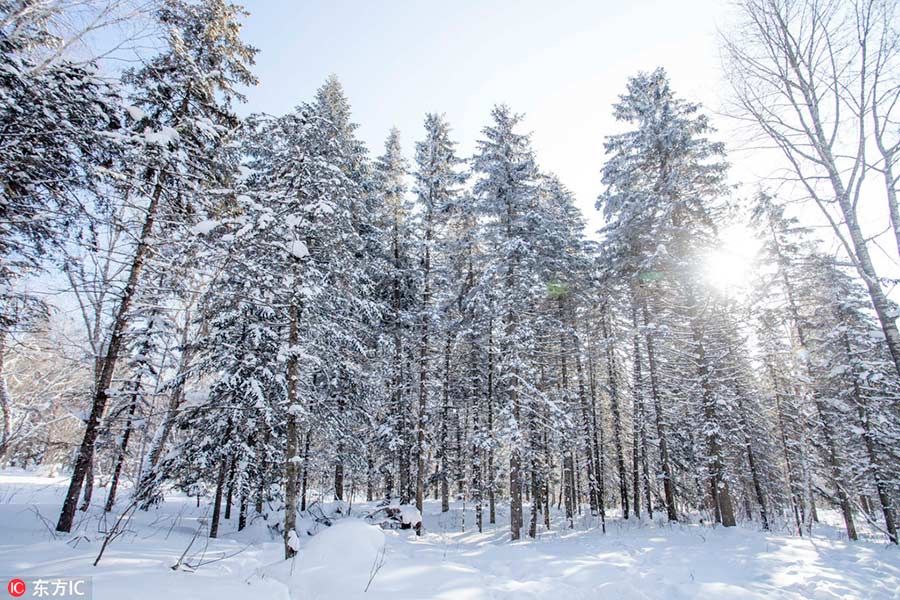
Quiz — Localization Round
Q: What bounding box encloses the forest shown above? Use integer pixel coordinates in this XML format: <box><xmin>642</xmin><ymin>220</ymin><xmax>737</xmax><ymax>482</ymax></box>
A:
<box><xmin>1</xmin><ymin>1</ymin><xmax>900</xmax><ymax>596</ymax></box>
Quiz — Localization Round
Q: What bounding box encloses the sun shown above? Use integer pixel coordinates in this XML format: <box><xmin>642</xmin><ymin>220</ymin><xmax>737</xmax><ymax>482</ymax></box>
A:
<box><xmin>702</xmin><ymin>224</ymin><xmax>760</xmax><ymax>293</ymax></box>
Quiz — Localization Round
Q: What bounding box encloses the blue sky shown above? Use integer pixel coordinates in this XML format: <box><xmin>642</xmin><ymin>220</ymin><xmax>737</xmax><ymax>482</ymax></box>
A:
<box><xmin>236</xmin><ymin>0</ymin><xmax>732</xmax><ymax>234</ymax></box>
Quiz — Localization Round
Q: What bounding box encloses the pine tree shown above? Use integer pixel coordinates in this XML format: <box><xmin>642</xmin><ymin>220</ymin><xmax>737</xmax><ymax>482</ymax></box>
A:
<box><xmin>597</xmin><ymin>68</ymin><xmax>729</xmax><ymax>523</ymax></box>
<box><xmin>412</xmin><ymin>113</ymin><xmax>466</xmax><ymax>517</ymax></box>
<box><xmin>372</xmin><ymin>128</ymin><xmax>415</xmax><ymax>505</ymax></box>
<box><xmin>471</xmin><ymin>105</ymin><xmax>541</xmax><ymax>540</ymax></box>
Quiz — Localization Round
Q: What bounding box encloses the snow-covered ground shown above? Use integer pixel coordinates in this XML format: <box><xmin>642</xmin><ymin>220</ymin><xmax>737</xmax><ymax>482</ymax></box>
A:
<box><xmin>1</xmin><ymin>469</ymin><xmax>898</xmax><ymax>599</ymax></box>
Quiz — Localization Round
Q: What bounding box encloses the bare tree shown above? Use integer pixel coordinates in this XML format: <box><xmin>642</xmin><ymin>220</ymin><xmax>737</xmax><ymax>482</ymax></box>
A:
<box><xmin>723</xmin><ymin>0</ymin><xmax>900</xmax><ymax>377</ymax></box>
<box><xmin>1</xmin><ymin>0</ymin><xmax>158</xmax><ymax>72</ymax></box>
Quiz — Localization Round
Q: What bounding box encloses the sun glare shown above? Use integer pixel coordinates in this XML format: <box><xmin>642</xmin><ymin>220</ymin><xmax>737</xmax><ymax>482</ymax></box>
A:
<box><xmin>702</xmin><ymin>225</ymin><xmax>760</xmax><ymax>293</ymax></box>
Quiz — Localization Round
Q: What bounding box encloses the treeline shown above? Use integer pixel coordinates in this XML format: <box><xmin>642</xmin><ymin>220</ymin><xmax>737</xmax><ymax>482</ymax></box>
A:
<box><xmin>0</xmin><ymin>0</ymin><xmax>898</xmax><ymax>560</ymax></box>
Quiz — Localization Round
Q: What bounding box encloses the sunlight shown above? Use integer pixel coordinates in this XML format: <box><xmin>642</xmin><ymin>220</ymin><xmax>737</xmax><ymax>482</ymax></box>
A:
<box><xmin>702</xmin><ymin>224</ymin><xmax>760</xmax><ymax>293</ymax></box>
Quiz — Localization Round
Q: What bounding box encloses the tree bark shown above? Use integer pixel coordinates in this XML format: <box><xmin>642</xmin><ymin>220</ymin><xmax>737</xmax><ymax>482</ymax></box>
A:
<box><xmin>224</xmin><ymin>457</ymin><xmax>236</xmax><ymax>520</ymax></box>
<box><xmin>415</xmin><ymin>208</ymin><xmax>433</xmax><ymax>517</ymax></box>
<box><xmin>487</xmin><ymin>318</ymin><xmax>496</xmax><ymax>526</ymax></box>
<box><xmin>587</xmin><ymin>352</ymin><xmax>606</xmax><ymax>532</ymax></box>
<box><xmin>79</xmin><ymin>456</ymin><xmax>94</xmax><ymax>512</ymax></box>
<box><xmin>210</xmin><ymin>457</ymin><xmax>227</xmax><ymax>539</ymax></box>
<box><xmin>570</xmin><ymin>319</ymin><xmax>599</xmax><ymax>517</ymax></box>
<box><xmin>284</xmin><ymin>301</ymin><xmax>301</xmax><ymax>559</ymax></box>
<box><xmin>738</xmin><ymin>396</ymin><xmax>769</xmax><ymax>530</ymax></box>
<box><xmin>642</xmin><ymin>298</ymin><xmax>676</xmax><ymax>521</ymax></box>
<box><xmin>691</xmin><ymin>306</ymin><xmax>735</xmax><ymax>528</ymax></box>
<box><xmin>0</xmin><ymin>332</ymin><xmax>11</xmax><ymax>461</ymax></box>
<box><xmin>104</xmin><ymin>381</ymin><xmax>140</xmax><ymax>512</ymax></box>
<box><xmin>440</xmin><ymin>333</ymin><xmax>451</xmax><ymax>513</ymax></box>
<box><xmin>601</xmin><ymin>306</ymin><xmax>629</xmax><ymax>519</ymax></box>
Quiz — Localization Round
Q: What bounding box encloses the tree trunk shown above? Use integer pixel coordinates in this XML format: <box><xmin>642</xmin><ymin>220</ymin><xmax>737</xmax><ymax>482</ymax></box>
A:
<box><xmin>396</xmin><ymin>337</ymin><xmax>410</xmax><ymax>505</ymax></box>
<box><xmin>334</xmin><ymin>450</ymin><xmax>344</xmax><ymax>501</ymax></box>
<box><xmin>210</xmin><ymin>458</ymin><xmax>227</xmax><ymax>539</ymax></box>
<box><xmin>238</xmin><ymin>492</ymin><xmax>248</xmax><ymax>532</ymax></box>
<box><xmin>813</xmin><ymin>394</ymin><xmax>857</xmax><ymax>540</ymax></box>
<box><xmin>0</xmin><ymin>332</ymin><xmax>11</xmax><ymax>461</ymax></box>
<box><xmin>571</xmin><ymin>324</ymin><xmax>599</xmax><ymax>517</ymax></box>
<box><xmin>601</xmin><ymin>306</ymin><xmax>629</xmax><ymax>519</ymax></box>
<box><xmin>528</xmin><ymin>403</ymin><xmax>541</xmax><ymax>539</ymax></box>
<box><xmin>768</xmin><ymin>361</ymin><xmax>804</xmax><ymax>536</ymax></box>
<box><xmin>300</xmin><ymin>428</ymin><xmax>311</xmax><ymax>512</ymax></box>
<box><xmin>284</xmin><ymin>301</ymin><xmax>301</xmax><ymax>559</ymax></box>
<box><xmin>224</xmin><ymin>457</ymin><xmax>236</xmax><ymax>520</ymax></box>
<box><xmin>104</xmin><ymin>382</ymin><xmax>139</xmax><ymax>512</ymax></box>
<box><xmin>56</xmin><ymin>177</ymin><xmax>164</xmax><ymax>533</ymax></box>
<box><xmin>587</xmin><ymin>354</ymin><xmax>606</xmax><ymax>532</ymax></box>
<box><xmin>487</xmin><ymin>317</ymin><xmax>496</xmax><ymax>525</ymax></box>
<box><xmin>472</xmin><ymin>407</ymin><xmax>483</xmax><ymax>533</ymax></box>
<box><xmin>440</xmin><ymin>334</ymin><xmax>451</xmax><ymax>513</ymax></box>
<box><xmin>80</xmin><ymin>456</ymin><xmax>94</xmax><ymax>512</ymax></box>
<box><xmin>469</xmin><ymin>332</ymin><xmax>483</xmax><ymax>533</ymax></box>
<box><xmin>255</xmin><ymin>427</ymin><xmax>268</xmax><ymax>514</ymax></box>
<box><xmin>366</xmin><ymin>452</ymin><xmax>375</xmax><ymax>502</ymax></box>
<box><xmin>630</xmin><ymin>301</ymin><xmax>642</xmax><ymax>519</ymax></box>
<box><xmin>509</xmin><ymin>436</ymin><xmax>523</xmax><ymax>540</ymax></box>
<box><xmin>641</xmin><ymin>297</ymin><xmax>676</xmax><ymax>521</ymax></box>
<box><xmin>738</xmin><ymin>399</ymin><xmax>769</xmax><ymax>530</ymax></box>
<box><xmin>392</xmin><ymin>215</ymin><xmax>412</xmax><ymax>506</ymax></box>
<box><xmin>415</xmin><ymin>214</ymin><xmax>432</xmax><ymax>517</ymax></box>
<box><xmin>691</xmin><ymin>307</ymin><xmax>735</xmax><ymax>528</ymax></box>
<box><xmin>141</xmin><ymin>310</ymin><xmax>194</xmax><ymax>483</ymax></box>
<box><xmin>563</xmin><ymin>451</ymin><xmax>575</xmax><ymax>529</ymax></box>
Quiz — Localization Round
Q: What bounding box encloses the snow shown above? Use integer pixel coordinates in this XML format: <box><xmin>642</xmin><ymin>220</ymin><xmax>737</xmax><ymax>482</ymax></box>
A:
<box><xmin>1</xmin><ymin>470</ymin><xmax>898</xmax><ymax>600</ymax></box>
<box><xmin>397</xmin><ymin>505</ymin><xmax>422</xmax><ymax>526</ymax></box>
<box><xmin>279</xmin><ymin>520</ymin><xmax>386</xmax><ymax>599</ymax></box>
<box><xmin>287</xmin><ymin>240</ymin><xmax>309</xmax><ymax>259</ymax></box>
<box><xmin>191</xmin><ymin>220</ymin><xmax>220</xmax><ymax>235</ymax></box>
<box><xmin>125</xmin><ymin>105</ymin><xmax>146</xmax><ymax>121</ymax></box>
<box><xmin>286</xmin><ymin>529</ymin><xmax>301</xmax><ymax>552</ymax></box>
<box><xmin>144</xmin><ymin>126</ymin><xmax>180</xmax><ymax>146</ymax></box>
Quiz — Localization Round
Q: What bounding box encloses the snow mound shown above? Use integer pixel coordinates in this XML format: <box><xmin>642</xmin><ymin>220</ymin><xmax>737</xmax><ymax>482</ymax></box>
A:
<box><xmin>302</xmin><ymin>519</ymin><xmax>384</xmax><ymax>567</ymax></box>
<box><xmin>292</xmin><ymin>520</ymin><xmax>385</xmax><ymax>599</ymax></box>
<box><xmin>397</xmin><ymin>505</ymin><xmax>422</xmax><ymax>527</ymax></box>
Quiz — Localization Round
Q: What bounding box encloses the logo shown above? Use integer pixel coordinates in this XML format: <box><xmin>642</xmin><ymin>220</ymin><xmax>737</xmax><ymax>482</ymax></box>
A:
<box><xmin>7</xmin><ymin>579</ymin><xmax>25</xmax><ymax>598</ymax></box>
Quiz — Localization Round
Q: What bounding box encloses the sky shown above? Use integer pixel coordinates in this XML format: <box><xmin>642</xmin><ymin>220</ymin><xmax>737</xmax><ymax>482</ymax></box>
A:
<box><xmin>235</xmin><ymin>0</ymin><xmax>735</xmax><ymax>236</ymax></box>
<box><xmin>49</xmin><ymin>0</ymin><xmax>899</xmax><ymax>303</ymax></box>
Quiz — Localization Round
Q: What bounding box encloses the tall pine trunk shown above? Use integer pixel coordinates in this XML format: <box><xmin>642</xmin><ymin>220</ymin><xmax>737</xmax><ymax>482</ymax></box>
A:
<box><xmin>601</xmin><ymin>305</ymin><xmax>629</xmax><ymax>519</ymax></box>
<box><xmin>415</xmin><ymin>209</ymin><xmax>433</xmax><ymax>519</ymax></box>
<box><xmin>737</xmin><ymin>392</ymin><xmax>768</xmax><ymax>530</ymax></box>
<box><xmin>0</xmin><ymin>332</ymin><xmax>11</xmax><ymax>461</ymax></box>
<box><xmin>440</xmin><ymin>334</ymin><xmax>451</xmax><ymax>513</ymax></box>
<box><xmin>210</xmin><ymin>457</ymin><xmax>227</xmax><ymax>539</ymax></box>
<box><xmin>284</xmin><ymin>301</ymin><xmax>301</xmax><ymax>558</ymax></box>
<box><xmin>587</xmin><ymin>353</ymin><xmax>606</xmax><ymax>532</ymax></box>
<box><xmin>642</xmin><ymin>298</ymin><xmax>676</xmax><ymax>521</ymax></box>
<box><xmin>487</xmin><ymin>318</ymin><xmax>496</xmax><ymax>525</ymax></box>
<box><xmin>691</xmin><ymin>307</ymin><xmax>735</xmax><ymax>528</ymax></box>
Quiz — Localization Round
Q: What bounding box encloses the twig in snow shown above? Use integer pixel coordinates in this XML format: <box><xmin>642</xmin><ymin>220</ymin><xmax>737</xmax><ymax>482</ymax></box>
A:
<box><xmin>94</xmin><ymin>501</ymin><xmax>138</xmax><ymax>566</ymax></box>
<box><xmin>364</xmin><ymin>545</ymin><xmax>386</xmax><ymax>593</ymax></box>
<box><xmin>29</xmin><ymin>505</ymin><xmax>60</xmax><ymax>539</ymax></box>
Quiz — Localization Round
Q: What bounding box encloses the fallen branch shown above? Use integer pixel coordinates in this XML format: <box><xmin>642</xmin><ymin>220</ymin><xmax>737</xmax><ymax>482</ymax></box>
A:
<box><xmin>94</xmin><ymin>501</ymin><xmax>138</xmax><ymax>566</ymax></box>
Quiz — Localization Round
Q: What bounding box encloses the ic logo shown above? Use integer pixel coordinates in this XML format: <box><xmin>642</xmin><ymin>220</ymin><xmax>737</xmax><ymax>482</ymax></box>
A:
<box><xmin>7</xmin><ymin>578</ymin><xmax>26</xmax><ymax>598</ymax></box>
